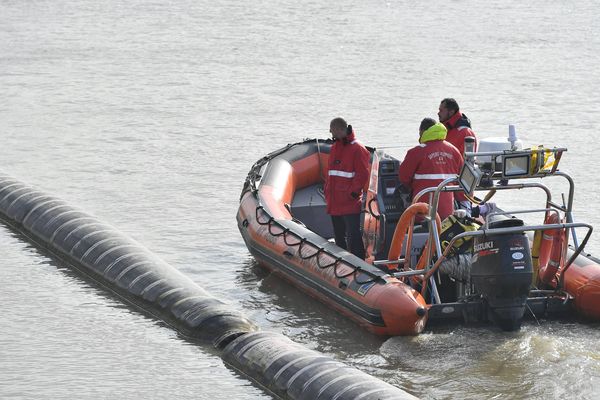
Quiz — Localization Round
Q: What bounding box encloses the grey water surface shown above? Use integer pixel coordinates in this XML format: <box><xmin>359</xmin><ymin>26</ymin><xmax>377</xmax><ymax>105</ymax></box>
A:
<box><xmin>1</xmin><ymin>1</ymin><xmax>600</xmax><ymax>399</ymax></box>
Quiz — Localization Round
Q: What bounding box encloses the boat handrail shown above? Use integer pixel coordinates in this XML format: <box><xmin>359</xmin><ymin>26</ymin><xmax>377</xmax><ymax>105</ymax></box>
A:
<box><xmin>392</xmin><ymin>269</ymin><xmax>429</xmax><ymax>278</ymax></box>
<box><xmin>373</xmin><ymin>258</ymin><xmax>405</xmax><ymax>266</ymax></box>
<box><xmin>413</xmin><ymin>181</ymin><xmax>555</xmax><ymax>214</ymax></box>
<box><xmin>381</xmin><ymin>208</ymin><xmax>560</xmax><ymax>268</ymax></box>
<box><xmin>413</xmin><ymin>174</ymin><xmax>575</xmax><ymax>273</ymax></box>
<box><xmin>483</xmin><ymin>208</ymin><xmax>560</xmax><ymax>226</ymax></box>
<box><xmin>417</xmin><ymin>221</ymin><xmax>593</xmax><ymax>297</ymax></box>
<box><xmin>381</xmin><ymin>221</ymin><xmax>591</xmax><ymax>292</ymax></box>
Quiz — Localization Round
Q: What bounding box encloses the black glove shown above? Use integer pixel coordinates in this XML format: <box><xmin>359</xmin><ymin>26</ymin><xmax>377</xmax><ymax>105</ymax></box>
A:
<box><xmin>350</xmin><ymin>192</ymin><xmax>359</xmax><ymax>199</ymax></box>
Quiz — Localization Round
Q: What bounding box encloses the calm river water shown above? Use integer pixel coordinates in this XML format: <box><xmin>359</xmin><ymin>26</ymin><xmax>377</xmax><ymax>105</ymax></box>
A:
<box><xmin>1</xmin><ymin>1</ymin><xmax>600</xmax><ymax>399</ymax></box>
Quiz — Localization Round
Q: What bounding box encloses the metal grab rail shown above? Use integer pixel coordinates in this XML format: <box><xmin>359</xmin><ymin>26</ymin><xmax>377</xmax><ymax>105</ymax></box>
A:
<box><xmin>373</xmin><ymin>258</ymin><xmax>405</xmax><ymax>266</ymax></box>
<box><xmin>377</xmin><ymin>221</ymin><xmax>591</xmax><ymax>282</ymax></box>
<box><xmin>418</xmin><ymin>221</ymin><xmax>593</xmax><ymax>297</ymax></box>
<box><xmin>410</xmin><ymin>173</ymin><xmax>575</xmax><ymax>289</ymax></box>
<box><xmin>412</xmin><ymin>181</ymin><xmax>554</xmax><ymax>216</ymax></box>
<box><xmin>483</xmin><ymin>208</ymin><xmax>560</xmax><ymax>225</ymax></box>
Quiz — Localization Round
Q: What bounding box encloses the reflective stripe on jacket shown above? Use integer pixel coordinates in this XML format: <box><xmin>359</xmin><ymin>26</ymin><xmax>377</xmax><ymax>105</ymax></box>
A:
<box><xmin>399</xmin><ymin>123</ymin><xmax>464</xmax><ymax>220</ymax></box>
<box><xmin>324</xmin><ymin>131</ymin><xmax>371</xmax><ymax>216</ymax></box>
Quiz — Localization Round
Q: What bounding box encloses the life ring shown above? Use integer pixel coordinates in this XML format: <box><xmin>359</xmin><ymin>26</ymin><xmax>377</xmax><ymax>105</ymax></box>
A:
<box><xmin>536</xmin><ymin>213</ymin><xmax>558</xmax><ymax>268</ymax></box>
<box><xmin>537</xmin><ymin>213</ymin><xmax>565</xmax><ymax>286</ymax></box>
<box><xmin>386</xmin><ymin>203</ymin><xmax>441</xmax><ymax>271</ymax></box>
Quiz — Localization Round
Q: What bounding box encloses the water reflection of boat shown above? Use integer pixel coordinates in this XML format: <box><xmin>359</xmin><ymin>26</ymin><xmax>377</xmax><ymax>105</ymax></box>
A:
<box><xmin>237</xmin><ymin>136</ymin><xmax>600</xmax><ymax>335</ymax></box>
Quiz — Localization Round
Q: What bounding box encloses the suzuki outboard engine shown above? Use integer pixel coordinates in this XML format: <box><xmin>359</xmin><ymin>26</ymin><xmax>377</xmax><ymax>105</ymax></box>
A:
<box><xmin>471</xmin><ymin>217</ymin><xmax>533</xmax><ymax>331</ymax></box>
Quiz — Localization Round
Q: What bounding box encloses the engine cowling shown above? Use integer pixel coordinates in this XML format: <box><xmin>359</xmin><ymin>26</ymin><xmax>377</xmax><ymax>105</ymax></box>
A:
<box><xmin>471</xmin><ymin>217</ymin><xmax>533</xmax><ymax>331</ymax></box>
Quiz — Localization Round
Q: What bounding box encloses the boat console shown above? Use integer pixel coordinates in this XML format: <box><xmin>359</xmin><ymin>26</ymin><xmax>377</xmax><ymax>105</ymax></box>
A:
<box><xmin>375</xmin><ymin>154</ymin><xmax>405</xmax><ymax>218</ymax></box>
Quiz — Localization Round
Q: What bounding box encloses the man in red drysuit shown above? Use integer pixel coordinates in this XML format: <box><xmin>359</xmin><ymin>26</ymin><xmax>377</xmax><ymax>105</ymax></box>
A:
<box><xmin>399</xmin><ymin>118</ymin><xmax>463</xmax><ymax>220</ymax></box>
<box><xmin>324</xmin><ymin>117</ymin><xmax>370</xmax><ymax>260</ymax></box>
<box><xmin>438</xmin><ymin>98</ymin><xmax>478</xmax><ymax>155</ymax></box>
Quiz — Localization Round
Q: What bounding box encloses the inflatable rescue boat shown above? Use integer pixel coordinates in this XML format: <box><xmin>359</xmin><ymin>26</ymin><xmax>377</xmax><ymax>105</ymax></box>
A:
<box><xmin>237</xmin><ymin>136</ymin><xmax>600</xmax><ymax>335</ymax></box>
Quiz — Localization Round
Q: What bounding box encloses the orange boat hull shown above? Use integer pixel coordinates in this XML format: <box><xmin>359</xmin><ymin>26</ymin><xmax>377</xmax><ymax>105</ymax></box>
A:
<box><xmin>237</xmin><ymin>140</ymin><xmax>428</xmax><ymax>336</ymax></box>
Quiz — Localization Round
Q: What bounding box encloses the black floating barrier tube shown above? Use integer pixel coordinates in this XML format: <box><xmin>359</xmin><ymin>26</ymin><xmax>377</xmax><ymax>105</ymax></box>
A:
<box><xmin>0</xmin><ymin>173</ymin><xmax>257</xmax><ymax>348</ymax></box>
<box><xmin>222</xmin><ymin>331</ymin><xmax>418</xmax><ymax>400</ymax></box>
<box><xmin>0</xmin><ymin>173</ymin><xmax>418</xmax><ymax>400</ymax></box>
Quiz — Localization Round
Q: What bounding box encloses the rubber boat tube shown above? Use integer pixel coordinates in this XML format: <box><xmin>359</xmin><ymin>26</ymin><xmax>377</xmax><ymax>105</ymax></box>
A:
<box><xmin>558</xmin><ymin>248</ymin><xmax>600</xmax><ymax>320</ymax></box>
<box><xmin>0</xmin><ymin>173</ymin><xmax>419</xmax><ymax>400</ymax></box>
<box><xmin>237</xmin><ymin>140</ymin><xmax>428</xmax><ymax>336</ymax></box>
<box><xmin>0</xmin><ymin>173</ymin><xmax>256</xmax><ymax>348</ymax></box>
<box><xmin>530</xmin><ymin>219</ymin><xmax>600</xmax><ymax>320</ymax></box>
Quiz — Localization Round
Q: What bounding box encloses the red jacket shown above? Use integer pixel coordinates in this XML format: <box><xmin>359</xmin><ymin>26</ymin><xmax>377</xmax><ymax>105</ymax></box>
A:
<box><xmin>399</xmin><ymin>124</ymin><xmax>464</xmax><ymax>220</ymax></box>
<box><xmin>443</xmin><ymin>111</ymin><xmax>477</xmax><ymax>155</ymax></box>
<box><xmin>325</xmin><ymin>131</ymin><xmax>371</xmax><ymax>216</ymax></box>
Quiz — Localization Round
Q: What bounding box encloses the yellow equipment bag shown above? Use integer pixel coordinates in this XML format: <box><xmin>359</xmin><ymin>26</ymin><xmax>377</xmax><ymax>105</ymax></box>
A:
<box><xmin>439</xmin><ymin>214</ymin><xmax>481</xmax><ymax>256</ymax></box>
<box><xmin>530</xmin><ymin>145</ymin><xmax>561</xmax><ymax>174</ymax></box>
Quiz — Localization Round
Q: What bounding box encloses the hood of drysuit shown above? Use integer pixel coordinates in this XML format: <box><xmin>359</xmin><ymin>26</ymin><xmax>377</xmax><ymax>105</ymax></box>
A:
<box><xmin>419</xmin><ymin>122</ymin><xmax>447</xmax><ymax>144</ymax></box>
<box><xmin>444</xmin><ymin>111</ymin><xmax>471</xmax><ymax>131</ymax></box>
<box><xmin>334</xmin><ymin>126</ymin><xmax>356</xmax><ymax>145</ymax></box>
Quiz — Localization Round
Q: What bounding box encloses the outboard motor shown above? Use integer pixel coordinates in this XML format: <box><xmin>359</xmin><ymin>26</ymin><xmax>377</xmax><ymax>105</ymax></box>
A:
<box><xmin>471</xmin><ymin>217</ymin><xmax>533</xmax><ymax>331</ymax></box>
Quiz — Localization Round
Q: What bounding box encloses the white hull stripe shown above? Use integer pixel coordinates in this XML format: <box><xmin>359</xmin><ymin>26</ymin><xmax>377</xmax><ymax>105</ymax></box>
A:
<box><xmin>328</xmin><ymin>170</ymin><xmax>356</xmax><ymax>178</ymax></box>
<box><xmin>413</xmin><ymin>173</ymin><xmax>456</xmax><ymax>180</ymax></box>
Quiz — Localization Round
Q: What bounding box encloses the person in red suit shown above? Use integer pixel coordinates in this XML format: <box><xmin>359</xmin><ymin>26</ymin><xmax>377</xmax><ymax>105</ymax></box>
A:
<box><xmin>324</xmin><ymin>117</ymin><xmax>370</xmax><ymax>259</ymax></box>
<box><xmin>399</xmin><ymin>118</ymin><xmax>464</xmax><ymax>220</ymax></box>
<box><xmin>438</xmin><ymin>98</ymin><xmax>477</xmax><ymax>155</ymax></box>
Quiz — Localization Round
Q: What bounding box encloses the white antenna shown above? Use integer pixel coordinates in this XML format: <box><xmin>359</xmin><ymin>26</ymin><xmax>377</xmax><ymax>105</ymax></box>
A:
<box><xmin>508</xmin><ymin>124</ymin><xmax>518</xmax><ymax>150</ymax></box>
